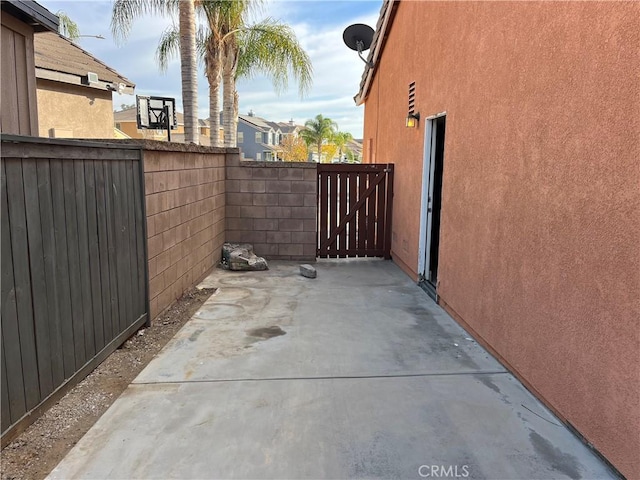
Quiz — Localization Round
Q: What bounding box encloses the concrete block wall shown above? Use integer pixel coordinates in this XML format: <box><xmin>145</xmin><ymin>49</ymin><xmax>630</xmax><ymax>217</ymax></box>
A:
<box><xmin>225</xmin><ymin>155</ymin><xmax>317</xmax><ymax>261</ymax></box>
<box><xmin>143</xmin><ymin>143</ymin><xmax>227</xmax><ymax>320</ymax></box>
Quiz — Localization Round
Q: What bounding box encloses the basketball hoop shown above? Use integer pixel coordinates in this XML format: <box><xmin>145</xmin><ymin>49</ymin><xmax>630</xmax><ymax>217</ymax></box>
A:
<box><xmin>136</xmin><ymin>95</ymin><xmax>177</xmax><ymax>141</ymax></box>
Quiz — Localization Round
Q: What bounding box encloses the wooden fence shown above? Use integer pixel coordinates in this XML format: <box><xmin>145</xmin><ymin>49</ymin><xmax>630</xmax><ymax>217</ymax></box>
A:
<box><xmin>317</xmin><ymin>163</ymin><xmax>394</xmax><ymax>258</ymax></box>
<box><xmin>1</xmin><ymin>136</ymin><xmax>149</xmax><ymax>444</ymax></box>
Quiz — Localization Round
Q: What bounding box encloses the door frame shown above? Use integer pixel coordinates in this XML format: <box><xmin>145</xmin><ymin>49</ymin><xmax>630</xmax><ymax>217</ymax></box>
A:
<box><xmin>418</xmin><ymin>112</ymin><xmax>446</xmax><ymax>292</ymax></box>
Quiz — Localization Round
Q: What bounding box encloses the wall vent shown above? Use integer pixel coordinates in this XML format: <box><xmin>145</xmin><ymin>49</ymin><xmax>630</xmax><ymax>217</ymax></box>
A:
<box><xmin>408</xmin><ymin>82</ymin><xmax>416</xmax><ymax>115</ymax></box>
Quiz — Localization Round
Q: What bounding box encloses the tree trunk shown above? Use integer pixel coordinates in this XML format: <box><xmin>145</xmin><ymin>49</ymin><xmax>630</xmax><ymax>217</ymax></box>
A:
<box><xmin>179</xmin><ymin>0</ymin><xmax>198</xmax><ymax>144</ymax></box>
<box><xmin>207</xmin><ymin>45</ymin><xmax>222</xmax><ymax>147</ymax></box>
<box><xmin>222</xmin><ymin>41</ymin><xmax>239</xmax><ymax>147</ymax></box>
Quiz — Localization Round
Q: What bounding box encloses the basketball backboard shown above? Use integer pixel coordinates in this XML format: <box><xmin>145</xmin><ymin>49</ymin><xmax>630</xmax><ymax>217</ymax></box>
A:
<box><xmin>136</xmin><ymin>95</ymin><xmax>177</xmax><ymax>130</ymax></box>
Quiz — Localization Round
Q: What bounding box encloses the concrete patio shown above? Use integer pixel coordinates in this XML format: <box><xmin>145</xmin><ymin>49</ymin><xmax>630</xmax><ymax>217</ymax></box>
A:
<box><xmin>48</xmin><ymin>260</ymin><xmax>615</xmax><ymax>479</ymax></box>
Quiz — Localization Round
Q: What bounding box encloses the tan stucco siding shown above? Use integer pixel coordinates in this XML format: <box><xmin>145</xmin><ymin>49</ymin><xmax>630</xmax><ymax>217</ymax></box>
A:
<box><xmin>363</xmin><ymin>1</ymin><xmax>639</xmax><ymax>478</ymax></box>
<box><xmin>37</xmin><ymin>79</ymin><xmax>114</xmax><ymax>138</ymax></box>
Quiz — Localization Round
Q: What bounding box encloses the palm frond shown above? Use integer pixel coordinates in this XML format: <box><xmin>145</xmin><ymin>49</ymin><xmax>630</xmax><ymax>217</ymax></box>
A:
<box><xmin>56</xmin><ymin>11</ymin><xmax>80</xmax><ymax>40</ymax></box>
<box><xmin>111</xmin><ymin>0</ymin><xmax>178</xmax><ymax>45</ymax></box>
<box><xmin>155</xmin><ymin>25</ymin><xmax>180</xmax><ymax>72</ymax></box>
<box><xmin>235</xmin><ymin>18</ymin><xmax>313</xmax><ymax>97</ymax></box>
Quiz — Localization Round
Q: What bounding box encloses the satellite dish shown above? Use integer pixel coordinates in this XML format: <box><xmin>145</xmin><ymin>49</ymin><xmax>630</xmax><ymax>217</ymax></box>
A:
<box><xmin>343</xmin><ymin>23</ymin><xmax>374</xmax><ymax>67</ymax></box>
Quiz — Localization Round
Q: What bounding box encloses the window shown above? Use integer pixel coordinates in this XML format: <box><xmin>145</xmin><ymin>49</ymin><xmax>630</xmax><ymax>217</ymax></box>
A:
<box><xmin>256</xmin><ymin>152</ymin><xmax>262</xmax><ymax>161</ymax></box>
<box><xmin>255</xmin><ymin>132</ymin><xmax>261</xmax><ymax>142</ymax></box>
<box><xmin>238</xmin><ymin>131</ymin><xmax>244</xmax><ymax>143</ymax></box>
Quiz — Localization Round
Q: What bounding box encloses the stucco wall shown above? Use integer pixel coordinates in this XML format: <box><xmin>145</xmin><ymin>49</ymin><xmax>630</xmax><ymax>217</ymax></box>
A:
<box><xmin>37</xmin><ymin>79</ymin><xmax>114</xmax><ymax>138</ymax></box>
<box><xmin>362</xmin><ymin>1</ymin><xmax>639</xmax><ymax>477</ymax></box>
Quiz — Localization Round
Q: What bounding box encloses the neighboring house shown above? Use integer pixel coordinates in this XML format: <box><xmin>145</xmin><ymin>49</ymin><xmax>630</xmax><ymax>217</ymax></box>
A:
<box><xmin>358</xmin><ymin>1</ymin><xmax>638</xmax><ymax>478</ymax></box>
<box><xmin>115</xmin><ymin>107</ymin><xmax>216</xmax><ymax>144</ymax></box>
<box><xmin>34</xmin><ymin>31</ymin><xmax>135</xmax><ymax>139</ymax></box>
<box><xmin>237</xmin><ymin>112</ymin><xmax>282</xmax><ymax>161</ymax></box>
<box><xmin>236</xmin><ymin>113</ymin><xmax>307</xmax><ymax>161</ymax></box>
<box><xmin>1</xmin><ymin>0</ymin><xmax>58</xmax><ymax>136</ymax></box>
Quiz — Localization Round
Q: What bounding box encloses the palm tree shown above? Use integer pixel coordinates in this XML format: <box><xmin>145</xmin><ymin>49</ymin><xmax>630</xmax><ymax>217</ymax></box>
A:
<box><xmin>179</xmin><ymin>0</ymin><xmax>199</xmax><ymax>144</ymax></box>
<box><xmin>225</xmin><ymin>18</ymin><xmax>312</xmax><ymax>147</ymax></box>
<box><xmin>299</xmin><ymin>115</ymin><xmax>338</xmax><ymax>162</ymax></box>
<box><xmin>332</xmin><ymin>131</ymin><xmax>353</xmax><ymax>162</ymax></box>
<box><xmin>157</xmin><ymin>4</ymin><xmax>312</xmax><ymax>148</ymax></box>
<box><xmin>112</xmin><ymin>0</ymin><xmax>199</xmax><ymax>144</ymax></box>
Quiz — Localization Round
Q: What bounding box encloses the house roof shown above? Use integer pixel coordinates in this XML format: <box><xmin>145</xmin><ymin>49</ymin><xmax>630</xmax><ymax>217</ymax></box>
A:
<box><xmin>239</xmin><ymin>114</ymin><xmax>275</xmax><ymax>132</ymax></box>
<box><xmin>115</xmin><ymin>107</ymin><xmax>215</xmax><ymax>129</ymax></box>
<box><xmin>354</xmin><ymin>0</ymin><xmax>400</xmax><ymax>106</ymax></box>
<box><xmin>346</xmin><ymin>138</ymin><xmax>363</xmax><ymax>156</ymax></box>
<box><xmin>116</xmin><ymin>107</ymin><xmax>184</xmax><ymax>124</ymax></box>
<box><xmin>34</xmin><ymin>31</ymin><xmax>135</xmax><ymax>92</ymax></box>
<box><xmin>1</xmin><ymin>0</ymin><xmax>58</xmax><ymax>32</ymax></box>
<box><xmin>277</xmin><ymin>121</ymin><xmax>303</xmax><ymax>134</ymax></box>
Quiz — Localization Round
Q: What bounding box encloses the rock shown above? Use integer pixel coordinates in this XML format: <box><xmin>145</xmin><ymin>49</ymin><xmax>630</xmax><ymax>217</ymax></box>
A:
<box><xmin>299</xmin><ymin>264</ymin><xmax>317</xmax><ymax>278</ymax></box>
<box><xmin>221</xmin><ymin>243</ymin><xmax>268</xmax><ymax>271</ymax></box>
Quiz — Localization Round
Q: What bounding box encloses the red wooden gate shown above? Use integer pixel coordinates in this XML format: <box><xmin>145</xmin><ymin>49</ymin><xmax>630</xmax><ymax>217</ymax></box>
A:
<box><xmin>317</xmin><ymin>163</ymin><xmax>394</xmax><ymax>258</ymax></box>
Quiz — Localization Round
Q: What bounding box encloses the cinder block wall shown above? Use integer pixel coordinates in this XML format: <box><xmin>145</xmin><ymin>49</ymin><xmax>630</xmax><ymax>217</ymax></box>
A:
<box><xmin>144</xmin><ymin>143</ymin><xmax>227</xmax><ymax>319</ymax></box>
<box><xmin>225</xmin><ymin>154</ymin><xmax>317</xmax><ymax>261</ymax></box>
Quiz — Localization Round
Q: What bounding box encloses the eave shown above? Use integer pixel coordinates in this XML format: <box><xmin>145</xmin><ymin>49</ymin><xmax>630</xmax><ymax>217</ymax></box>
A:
<box><xmin>354</xmin><ymin>0</ymin><xmax>400</xmax><ymax>106</ymax></box>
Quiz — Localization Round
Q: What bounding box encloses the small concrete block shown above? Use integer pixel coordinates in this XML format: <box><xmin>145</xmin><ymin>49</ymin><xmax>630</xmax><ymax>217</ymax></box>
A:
<box><xmin>299</xmin><ymin>264</ymin><xmax>317</xmax><ymax>278</ymax></box>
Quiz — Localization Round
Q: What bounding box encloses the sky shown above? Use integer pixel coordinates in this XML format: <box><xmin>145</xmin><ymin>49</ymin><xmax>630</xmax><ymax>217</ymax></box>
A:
<box><xmin>37</xmin><ymin>0</ymin><xmax>382</xmax><ymax>138</ymax></box>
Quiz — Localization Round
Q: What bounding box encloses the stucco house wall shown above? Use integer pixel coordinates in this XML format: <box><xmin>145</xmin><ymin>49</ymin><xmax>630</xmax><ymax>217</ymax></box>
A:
<box><xmin>361</xmin><ymin>1</ymin><xmax>639</xmax><ymax>478</ymax></box>
<box><xmin>37</xmin><ymin>79</ymin><xmax>114</xmax><ymax>138</ymax></box>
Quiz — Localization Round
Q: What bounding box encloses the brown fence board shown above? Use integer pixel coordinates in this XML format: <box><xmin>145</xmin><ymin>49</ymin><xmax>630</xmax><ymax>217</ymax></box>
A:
<box><xmin>75</xmin><ymin>161</ymin><xmax>96</xmax><ymax>359</ymax></box>
<box><xmin>132</xmin><ymin>161</ymin><xmax>147</xmax><ymax>318</ymax></box>
<box><xmin>50</xmin><ymin>160</ymin><xmax>76</xmax><ymax>378</ymax></box>
<box><xmin>114</xmin><ymin>161</ymin><xmax>131</xmax><ymax>333</ymax></box>
<box><xmin>338</xmin><ymin>171</ymin><xmax>347</xmax><ymax>255</ymax></box>
<box><xmin>103</xmin><ymin>161</ymin><xmax>121</xmax><ymax>339</ymax></box>
<box><xmin>357</xmin><ymin>173</ymin><xmax>367</xmax><ymax>252</ymax></box>
<box><xmin>317</xmin><ymin>164</ymin><xmax>393</xmax><ymax>259</ymax></box>
<box><xmin>1</xmin><ymin>346</ymin><xmax>11</xmax><ymax>430</ymax></box>
<box><xmin>1</xmin><ymin>136</ymin><xmax>148</xmax><ymax>445</ymax></box>
<box><xmin>22</xmin><ymin>159</ymin><xmax>54</xmax><ymax>398</ymax></box>
<box><xmin>84</xmin><ymin>161</ymin><xmax>105</xmax><ymax>351</ymax></box>
<box><xmin>95</xmin><ymin>161</ymin><xmax>114</xmax><ymax>342</ymax></box>
<box><xmin>348</xmin><ymin>173</ymin><xmax>357</xmax><ymax>253</ymax></box>
<box><xmin>124</xmin><ymin>161</ymin><xmax>139</xmax><ymax>320</ymax></box>
<box><xmin>62</xmin><ymin>161</ymin><xmax>87</xmax><ymax>369</ymax></box>
<box><xmin>1</xmin><ymin>163</ymin><xmax>27</xmax><ymax>423</ymax></box>
<box><xmin>36</xmin><ymin>161</ymin><xmax>65</xmax><ymax>387</ymax></box>
<box><xmin>366</xmin><ymin>172</ymin><xmax>376</xmax><ymax>250</ymax></box>
<box><xmin>329</xmin><ymin>171</ymin><xmax>338</xmax><ymax>246</ymax></box>
<box><xmin>5</xmin><ymin>160</ymin><xmax>40</xmax><ymax>410</ymax></box>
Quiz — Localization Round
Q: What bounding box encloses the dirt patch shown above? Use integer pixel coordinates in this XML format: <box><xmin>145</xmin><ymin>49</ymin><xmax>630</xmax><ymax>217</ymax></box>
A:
<box><xmin>0</xmin><ymin>287</ymin><xmax>215</xmax><ymax>480</ymax></box>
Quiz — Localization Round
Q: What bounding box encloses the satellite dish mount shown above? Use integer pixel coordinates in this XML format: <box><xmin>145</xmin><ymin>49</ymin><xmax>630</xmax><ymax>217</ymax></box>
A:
<box><xmin>343</xmin><ymin>23</ymin><xmax>375</xmax><ymax>68</ymax></box>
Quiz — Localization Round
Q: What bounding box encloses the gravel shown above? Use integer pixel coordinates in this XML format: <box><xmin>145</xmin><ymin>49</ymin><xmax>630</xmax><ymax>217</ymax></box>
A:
<box><xmin>1</xmin><ymin>287</ymin><xmax>215</xmax><ymax>480</ymax></box>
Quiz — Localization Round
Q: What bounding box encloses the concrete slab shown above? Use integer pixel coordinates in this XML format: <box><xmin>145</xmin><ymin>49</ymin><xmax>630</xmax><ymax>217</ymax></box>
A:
<box><xmin>48</xmin><ymin>260</ymin><xmax>616</xmax><ymax>479</ymax></box>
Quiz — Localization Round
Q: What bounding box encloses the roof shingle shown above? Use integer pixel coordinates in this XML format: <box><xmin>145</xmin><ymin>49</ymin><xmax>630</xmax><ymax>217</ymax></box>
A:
<box><xmin>34</xmin><ymin>31</ymin><xmax>134</xmax><ymax>87</ymax></box>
